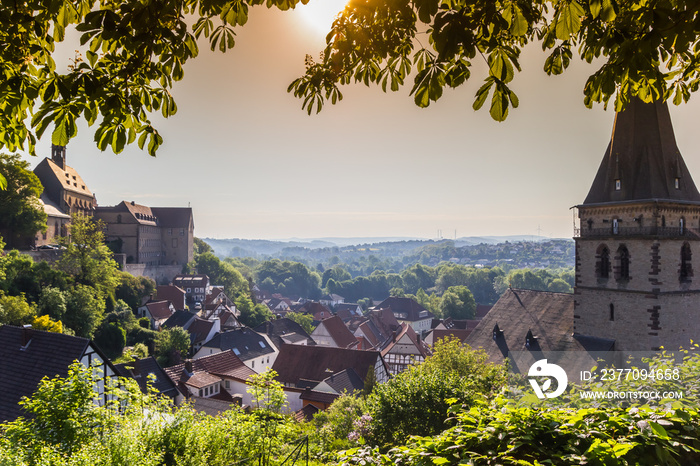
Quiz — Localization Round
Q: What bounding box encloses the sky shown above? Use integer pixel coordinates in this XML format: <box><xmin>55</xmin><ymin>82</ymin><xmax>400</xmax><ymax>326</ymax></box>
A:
<box><xmin>26</xmin><ymin>2</ymin><xmax>700</xmax><ymax>241</ymax></box>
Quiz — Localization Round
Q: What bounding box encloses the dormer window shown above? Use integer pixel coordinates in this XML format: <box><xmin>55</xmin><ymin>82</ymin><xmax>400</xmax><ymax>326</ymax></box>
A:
<box><xmin>525</xmin><ymin>329</ymin><xmax>537</xmax><ymax>349</ymax></box>
<box><xmin>492</xmin><ymin>324</ymin><xmax>502</xmax><ymax>341</ymax></box>
<box><xmin>615</xmin><ymin>179</ymin><xmax>621</xmax><ymax>191</ymax></box>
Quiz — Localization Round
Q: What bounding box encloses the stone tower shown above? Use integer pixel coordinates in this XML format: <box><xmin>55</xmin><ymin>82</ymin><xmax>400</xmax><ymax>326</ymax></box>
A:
<box><xmin>573</xmin><ymin>99</ymin><xmax>700</xmax><ymax>351</ymax></box>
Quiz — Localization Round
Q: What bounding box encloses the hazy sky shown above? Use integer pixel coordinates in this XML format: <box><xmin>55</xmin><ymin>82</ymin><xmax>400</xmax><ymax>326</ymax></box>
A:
<box><xmin>26</xmin><ymin>2</ymin><xmax>700</xmax><ymax>240</ymax></box>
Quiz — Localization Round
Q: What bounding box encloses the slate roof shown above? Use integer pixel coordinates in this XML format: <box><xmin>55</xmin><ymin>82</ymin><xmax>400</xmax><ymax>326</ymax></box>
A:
<box><xmin>150</xmin><ymin>207</ymin><xmax>193</xmax><ymax>228</ymax></box>
<box><xmin>162</xmin><ymin>310</ymin><xmax>197</xmax><ymax>330</ymax></box>
<box><xmin>272</xmin><ymin>344</ymin><xmax>383</xmax><ymax>386</ymax></box>
<box><xmin>0</xmin><ymin>326</ymin><xmax>112</xmax><ymax>422</ymax></box>
<box><xmin>317</xmin><ymin>315</ymin><xmax>357</xmax><ymax>348</ymax></box>
<box><xmin>582</xmin><ymin>99</ymin><xmax>700</xmax><ymax>205</ymax></box>
<box><xmin>34</xmin><ymin>157</ymin><xmax>93</xmax><ymax>197</ymax></box>
<box><xmin>200</xmin><ymin>328</ymin><xmax>275</xmax><ymax>361</ymax></box>
<box><xmin>300</xmin><ymin>389</ymin><xmax>339</xmax><ymax>405</ymax></box>
<box><xmin>464</xmin><ymin>289</ymin><xmax>615</xmax><ymax>379</ymax></box>
<box><xmin>320</xmin><ymin>368</ymin><xmax>365</xmax><ymax>395</ymax></box>
<box><xmin>375</xmin><ymin>297</ymin><xmax>434</xmax><ymax>322</ymax></box>
<box><xmin>253</xmin><ymin>318</ymin><xmax>315</xmax><ymax>350</ymax></box>
<box><xmin>39</xmin><ymin>193</ymin><xmax>70</xmax><ymax>219</ymax></box>
<box><xmin>114</xmin><ymin>356</ymin><xmax>181</xmax><ymax>399</ymax></box>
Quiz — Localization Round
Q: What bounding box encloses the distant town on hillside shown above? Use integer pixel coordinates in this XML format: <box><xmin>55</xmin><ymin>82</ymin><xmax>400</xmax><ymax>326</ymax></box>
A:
<box><xmin>202</xmin><ymin>236</ymin><xmax>575</xmax><ymax>270</ymax></box>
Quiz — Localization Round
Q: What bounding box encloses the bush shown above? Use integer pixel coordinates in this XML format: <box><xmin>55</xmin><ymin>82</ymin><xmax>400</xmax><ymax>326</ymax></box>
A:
<box><xmin>365</xmin><ymin>339</ymin><xmax>506</xmax><ymax>447</ymax></box>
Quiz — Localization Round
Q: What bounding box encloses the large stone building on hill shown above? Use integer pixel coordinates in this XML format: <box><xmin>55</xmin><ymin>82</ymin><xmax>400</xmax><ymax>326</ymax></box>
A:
<box><xmin>573</xmin><ymin>99</ymin><xmax>700</xmax><ymax>351</ymax></box>
<box><xmin>94</xmin><ymin>201</ymin><xmax>194</xmax><ymax>267</ymax></box>
<box><xmin>32</xmin><ymin>145</ymin><xmax>96</xmax><ymax>247</ymax></box>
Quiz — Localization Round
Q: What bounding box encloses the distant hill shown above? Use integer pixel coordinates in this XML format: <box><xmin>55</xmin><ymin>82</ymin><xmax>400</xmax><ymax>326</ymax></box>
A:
<box><xmin>201</xmin><ymin>236</ymin><xmax>574</xmax><ymax>270</ymax></box>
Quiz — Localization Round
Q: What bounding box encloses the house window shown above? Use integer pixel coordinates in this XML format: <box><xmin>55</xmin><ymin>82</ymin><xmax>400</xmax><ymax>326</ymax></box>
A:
<box><xmin>252</xmin><ymin>360</ymin><xmax>255</xmax><ymax>368</ymax></box>
<box><xmin>680</xmin><ymin>217</ymin><xmax>685</xmax><ymax>235</ymax></box>
<box><xmin>225</xmin><ymin>380</ymin><xmax>230</xmax><ymax>389</ymax></box>
<box><xmin>609</xmin><ymin>303</ymin><xmax>615</xmax><ymax>321</ymax></box>
<box><xmin>117</xmin><ymin>214</ymin><xmax>121</xmax><ymax>223</ymax></box>
<box><xmin>616</xmin><ymin>246</ymin><xmax>630</xmax><ymax>281</ymax></box>
<box><xmin>681</xmin><ymin>243</ymin><xmax>693</xmax><ymax>283</ymax></box>
<box><xmin>596</xmin><ymin>245</ymin><xmax>611</xmax><ymax>280</ymax></box>
<box><xmin>168</xmin><ymin>228</ymin><xmax>172</xmax><ymax>235</ymax></box>
<box><xmin>180</xmin><ymin>228</ymin><xmax>184</xmax><ymax>236</ymax></box>
<box><xmin>612</xmin><ymin>218</ymin><xmax>620</xmax><ymax>235</ymax></box>
<box><xmin>662</xmin><ymin>215</ymin><xmax>666</xmax><ymax>227</ymax></box>
<box><xmin>675</xmin><ymin>178</ymin><xmax>680</xmax><ymax>189</ymax></box>
<box><xmin>615</xmin><ymin>179</ymin><xmax>621</xmax><ymax>190</ymax></box>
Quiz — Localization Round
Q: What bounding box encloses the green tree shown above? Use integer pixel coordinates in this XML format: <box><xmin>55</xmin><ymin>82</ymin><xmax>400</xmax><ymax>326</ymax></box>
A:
<box><xmin>365</xmin><ymin>340</ymin><xmax>506</xmax><ymax>447</ymax></box>
<box><xmin>235</xmin><ymin>294</ymin><xmax>273</xmax><ymax>327</ymax></box>
<box><xmin>247</xmin><ymin>369</ymin><xmax>287</xmax><ymax>413</ymax></box>
<box><xmin>0</xmin><ymin>153</ymin><xmax>47</xmax><ymax>247</ymax></box>
<box><xmin>93</xmin><ymin>322</ymin><xmax>127</xmax><ymax>360</ymax></box>
<box><xmin>37</xmin><ymin>286</ymin><xmax>67</xmax><ymax>321</ymax></box>
<box><xmin>56</xmin><ymin>214</ymin><xmax>119</xmax><ymax>296</ymax></box>
<box><xmin>193</xmin><ymin>251</ymin><xmax>249</xmax><ymax>299</ymax></box>
<box><xmin>32</xmin><ymin>314</ymin><xmax>63</xmax><ymax>333</ymax></box>
<box><xmin>439</xmin><ymin>285</ymin><xmax>477</xmax><ymax>320</ymax></box>
<box><xmin>64</xmin><ymin>284</ymin><xmax>105</xmax><ymax>338</ymax></box>
<box><xmin>154</xmin><ymin>326</ymin><xmax>191</xmax><ymax>367</ymax></box>
<box><xmin>115</xmin><ymin>272</ymin><xmax>156</xmax><ymax>311</ymax></box>
<box><xmin>548</xmin><ymin>277</ymin><xmax>573</xmax><ymax>293</ymax></box>
<box><xmin>285</xmin><ymin>311</ymin><xmax>315</xmax><ymax>334</ymax></box>
<box><xmin>0</xmin><ymin>292</ymin><xmax>37</xmax><ymax>326</ymax></box>
<box><xmin>290</xmin><ymin>0</ymin><xmax>700</xmax><ymax>122</ymax></box>
<box><xmin>193</xmin><ymin>237</ymin><xmax>213</xmax><ymax>255</ymax></box>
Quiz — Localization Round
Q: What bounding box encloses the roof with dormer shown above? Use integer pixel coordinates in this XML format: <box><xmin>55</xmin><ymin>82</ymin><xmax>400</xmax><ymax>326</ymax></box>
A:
<box><xmin>34</xmin><ymin>157</ymin><xmax>93</xmax><ymax>198</ymax></box>
<box><xmin>582</xmin><ymin>99</ymin><xmax>700</xmax><ymax>206</ymax></box>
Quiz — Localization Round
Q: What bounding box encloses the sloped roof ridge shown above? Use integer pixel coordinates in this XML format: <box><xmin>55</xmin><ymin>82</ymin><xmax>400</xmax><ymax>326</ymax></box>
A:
<box><xmin>582</xmin><ymin>98</ymin><xmax>700</xmax><ymax>205</ymax></box>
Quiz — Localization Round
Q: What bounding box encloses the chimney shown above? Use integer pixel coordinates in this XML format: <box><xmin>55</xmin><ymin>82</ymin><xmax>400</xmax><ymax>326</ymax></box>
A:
<box><xmin>20</xmin><ymin>325</ymin><xmax>34</xmax><ymax>349</ymax></box>
<box><xmin>51</xmin><ymin>145</ymin><xmax>66</xmax><ymax>170</ymax></box>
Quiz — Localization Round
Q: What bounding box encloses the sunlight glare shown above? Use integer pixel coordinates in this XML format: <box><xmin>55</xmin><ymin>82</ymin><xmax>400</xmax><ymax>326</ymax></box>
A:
<box><xmin>296</xmin><ymin>0</ymin><xmax>349</xmax><ymax>36</ymax></box>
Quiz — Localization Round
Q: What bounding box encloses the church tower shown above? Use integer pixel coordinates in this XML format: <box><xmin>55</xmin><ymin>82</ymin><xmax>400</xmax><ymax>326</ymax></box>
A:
<box><xmin>573</xmin><ymin>99</ymin><xmax>700</xmax><ymax>351</ymax></box>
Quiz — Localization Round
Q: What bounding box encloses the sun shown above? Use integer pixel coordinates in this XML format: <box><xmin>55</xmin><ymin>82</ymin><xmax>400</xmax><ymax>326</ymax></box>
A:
<box><xmin>295</xmin><ymin>0</ymin><xmax>349</xmax><ymax>35</ymax></box>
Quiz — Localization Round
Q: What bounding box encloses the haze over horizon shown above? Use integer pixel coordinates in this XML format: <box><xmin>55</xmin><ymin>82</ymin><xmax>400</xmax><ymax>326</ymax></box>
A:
<box><xmin>23</xmin><ymin>1</ymin><xmax>700</xmax><ymax>241</ymax></box>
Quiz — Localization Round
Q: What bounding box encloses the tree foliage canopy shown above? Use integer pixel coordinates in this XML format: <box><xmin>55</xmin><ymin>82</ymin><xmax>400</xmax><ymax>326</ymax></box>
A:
<box><xmin>0</xmin><ymin>153</ymin><xmax>46</xmax><ymax>245</ymax></box>
<box><xmin>290</xmin><ymin>0</ymin><xmax>700</xmax><ymax>121</ymax></box>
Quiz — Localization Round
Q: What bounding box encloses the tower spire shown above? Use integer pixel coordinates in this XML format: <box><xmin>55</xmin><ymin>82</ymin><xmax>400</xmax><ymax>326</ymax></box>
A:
<box><xmin>582</xmin><ymin>99</ymin><xmax>700</xmax><ymax>205</ymax></box>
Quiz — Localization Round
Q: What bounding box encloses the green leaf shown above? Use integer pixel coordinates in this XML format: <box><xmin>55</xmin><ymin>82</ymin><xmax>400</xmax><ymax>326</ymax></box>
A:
<box><xmin>649</xmin><ymin>421</ymin><xmax>669</xmax><ymax>439</ymax></box>
<box><xmin>589</xmin><ymin>0</ymin><xmax>601</xmax><ymax>19</ymax></box>
<box><xmin>52</xmin><ymin>119</ymin><xmax>70</xmax><ymax>146</ymax></box>
<box><xmin>555</xmin><ymin>1</ymin><xmax>585</xmax><ymax>40</ymax></box>
<box><xmin>0</xmin><ymin>173</ymin><xmax>6</xmax><ymax>190</ymax></box>
<box><xmin>489</xmin><ymin>86</ymin><xmax>509</xmax><ymax>121</ymax></box>
<box><xmin>473</xmin><ymin>79</ymin><xmax>493</xmax><ymax>111</ymax></box>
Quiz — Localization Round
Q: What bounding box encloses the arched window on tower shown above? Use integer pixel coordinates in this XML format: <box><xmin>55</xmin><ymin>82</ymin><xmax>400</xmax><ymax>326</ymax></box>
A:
<box><xmin>616</xmin><ymin>245</ymin><xmax>630</xmax><ymax>281</ymax></box>
<box><xmin>609</xmin><ymin>303</ymin><xmax>615</xmax><ymax>321</ymax></box>
<box><xmin>680</xmin><ymin>217</ymin><xmax>685</xmax><ymax>235</ymax></box>
<box><xmin>596</xmin><ymin>245</ymin><xmax>610</xmax><ymax>280</ymax></box>
<box><xmin>680</xmin><ymin>242</ymin><xmax>692</xmax><ymax>283</ymax></box>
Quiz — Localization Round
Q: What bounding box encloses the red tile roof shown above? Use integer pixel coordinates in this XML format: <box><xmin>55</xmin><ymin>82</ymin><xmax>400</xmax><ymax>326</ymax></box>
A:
<box><xmin>318</xmin><ymin>315</ymin><xmax>357</xmax><ymax>348</ymax></box>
